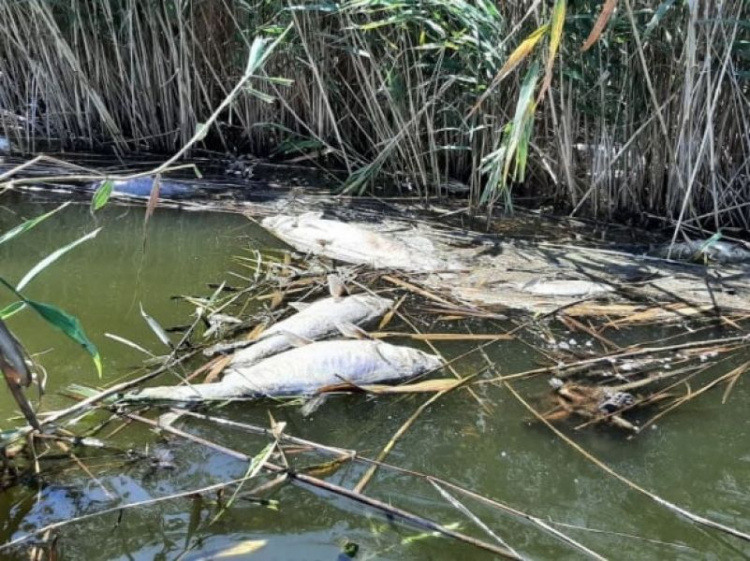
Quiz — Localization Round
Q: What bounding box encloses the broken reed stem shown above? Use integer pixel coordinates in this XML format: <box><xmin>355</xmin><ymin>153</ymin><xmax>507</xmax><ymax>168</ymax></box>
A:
<box><xmin>172</xmin><ymin>409</ymin><xmax>604</xmax><ymax>559</ymax></box>
<box><xmin>502</xmin><ymin>381</ymin><xmax>750</xmax><ymax>544</ymax></box>
<box><xmin>638</xmin><ymin>360</ymin><xmax>750</xmax><ymax>432</ymax></box>
<box><xmin>4</xmin><ymin>351</ymin><xmax>200</xmax><ymax>445</ymax></box>
<box><xmin>353</xmin><ymin>388</ymin><xmax>453</xmax><ymax>494</ymax></box>
<box><xmin>124</xmin><ymin>413</ymin><xmax>521</xmax><ymax>560</ymax></box>
<box><xmin>481</xmin><ymin>334</ymin><xmax>750</xmax><ymax>384</ymax></box>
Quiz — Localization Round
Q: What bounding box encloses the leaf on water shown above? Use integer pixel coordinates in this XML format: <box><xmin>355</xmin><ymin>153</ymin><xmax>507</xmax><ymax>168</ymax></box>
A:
<box><xmin>139</xmin><ymin>304</ymin><xmax>173</xmax><ymax>349</ymax></box>
<box><xmin>581</xmin><ymin>0</ymin><xmax>619</xmax><ymax>51</ymax></box>
<box><xmin>402</xmin><ymin>522</ymin><xmax>462</xmax><ymax>545</ymax></box>
<box><xmin>104</xmin><ymin>333</ymin><xmax>156</xmax><ymax>358</ymax></box>
<box><xmin>17</xmin><ymin>228</ymin><xmax>102</xmax><ymax>291</ymax></box>
<box><xmin>0</xmin><ymin>202</ymin><xmax>70</xmax><ymax>247</ymax></box>
<box><xmin>202</xmin><ymin>540</ymin><xmax>267</xmax><ymax>559</ymax></box>
<box><xmin>91</xmin><ymin>180</ymin><xmax>113</xmax><ymax>212</ymax></box>
<box><xmin>25</xmin><ymin>299</ymin><xmax>102</xmax><ymax>378</ymax></box>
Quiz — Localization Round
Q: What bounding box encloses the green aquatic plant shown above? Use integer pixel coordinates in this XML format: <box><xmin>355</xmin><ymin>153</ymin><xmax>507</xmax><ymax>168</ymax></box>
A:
<box><xmin>0</xmin><ymin>203</ymin><xmax>101</xmax><ymax>430</ymax></box>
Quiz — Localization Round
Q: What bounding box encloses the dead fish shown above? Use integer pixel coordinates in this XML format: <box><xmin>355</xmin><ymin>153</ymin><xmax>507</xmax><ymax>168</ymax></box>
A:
<box><xmin>204</xmin><ymin>293</ymin><xmax>392</xmax><ymax>360</ymax></box>
<box><xmin>521</xmin><ymin>279</ymin><xmax>614</xmax><ymax>297</ymax></box>
<box><xmin>123</xmin><ymin>340</ymin><xmax>444</xmax><ymax>402</ymax></box>
<box><xmin>261</xmin><ymin>212</ymin><xmax>452</xmax><ymax>272</ymax></box>
<box><xmin>648</xmin><ymin>240</ymin><xmax>750</xmax><ymax>264</ymax></box>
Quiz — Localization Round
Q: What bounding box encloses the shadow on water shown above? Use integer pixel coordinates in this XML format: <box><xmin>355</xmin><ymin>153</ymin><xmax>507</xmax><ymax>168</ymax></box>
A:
<box><xmin>0</xmin><ymin>198</ymin><xmax>748</xmax><ymax>560</ymax></box>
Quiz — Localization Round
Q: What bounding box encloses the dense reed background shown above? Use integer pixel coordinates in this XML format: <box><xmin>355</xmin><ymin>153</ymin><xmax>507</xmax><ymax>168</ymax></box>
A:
<box><xmin>0</xmin><ymin>0</ymin><xmax>748</xmax><ymax>228</ymax></box>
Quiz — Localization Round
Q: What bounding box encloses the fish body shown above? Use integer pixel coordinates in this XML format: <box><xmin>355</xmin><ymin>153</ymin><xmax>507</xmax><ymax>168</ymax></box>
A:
<box><xmin>125</xmin><ymin>340</ymin><xmax>443</xmax><ymax>402</ymax></box>
<box><xmin>262</xmin><ymin>213</ymin><xmax>450</xmax><ymax>271</ymax></box>
<box><xmin>521</xmin><ymin>279</ymin><xmax>614</xmax><ymax>297</ymax></box>
<box><xmin>206</xmin><ymin>293</ymin><xmax>392</xmax><ymax>363</ymax></box>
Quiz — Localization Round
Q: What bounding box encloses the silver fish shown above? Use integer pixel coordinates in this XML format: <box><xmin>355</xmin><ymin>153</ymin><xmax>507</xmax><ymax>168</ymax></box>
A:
<box><xmin>521</xmin><ymin>279</ymin><xmax>614</xmax><ymax>297</ymax></box>
<box><xmin>124</xmin><ymin>340</ymin><xmax>443</xmax><ymax>402</ymax></box>
<box><xmin>205</xmin><ymin>293</ymin><xmax>392</xmax><ymax>362</ymax></box>
<box><xmin>261</xmin><ymin>212</ymin><xmax>451</xmax><ymax>272</ymax></box>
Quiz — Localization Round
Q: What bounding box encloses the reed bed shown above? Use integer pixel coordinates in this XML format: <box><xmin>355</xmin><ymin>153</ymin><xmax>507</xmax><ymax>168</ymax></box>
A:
<box><xmin>0</xmin><ymin>0</ymin><xmax>749</xmax><ymax>227</ymax></box>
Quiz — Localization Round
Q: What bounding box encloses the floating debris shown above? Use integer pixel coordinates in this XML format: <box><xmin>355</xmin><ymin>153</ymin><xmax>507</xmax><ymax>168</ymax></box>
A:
<box><xmin>547</xmin><ymin>378</ymin><xmax>638</xmax><ymax>431</ymax></box>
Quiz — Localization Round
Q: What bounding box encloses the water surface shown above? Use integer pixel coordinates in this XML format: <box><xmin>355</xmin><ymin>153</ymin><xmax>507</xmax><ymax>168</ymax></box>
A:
<box><xmin>0</xmin><ymin>199</ymin><xmax>748</xmax><ymax>560</ymax></box>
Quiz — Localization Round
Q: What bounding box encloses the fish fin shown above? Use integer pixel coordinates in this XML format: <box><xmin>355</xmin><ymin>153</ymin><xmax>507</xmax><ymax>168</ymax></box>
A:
<box><xmin>327</xmin><ymin>274</ymin><xmax>348</xmax><ymax>300</ymax></box>
<box><xmin>279</xmin><ymin>331</ymin><xmax>313</xmax><ymax>347</ymax></box>
<box><xmin>300</xmin><ymin>395</ymin><xmax>329</xmax><ymax>417</ymax></box>
<box><xmin>335</xmin><ymin>321</ymin><xmax>372</xmax><ymax>340</ymax></box>
<box><xmin>287</xmin><ymin>302</ymin><xmax>311</xmax><ymax>313</ymax></box>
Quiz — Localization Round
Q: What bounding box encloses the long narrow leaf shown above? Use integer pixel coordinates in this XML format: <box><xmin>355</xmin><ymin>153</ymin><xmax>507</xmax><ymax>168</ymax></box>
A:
<box><xmin>140</xmin><ymin>304</ymin><xmax>173</xmax><ymax>349</ymax></box>
<box><xmin>538</xmin><ymin>0</ymin><xmax>567</xmax><ymax>103</ymax></box>
<box><xmin>470</xmin><ymin>24</ymin><xmax>548</xmax><ymax>114</ymax></box>
<box><xmin>581</xmin><ymin>0</ymin><xmax>619</xmax><ymax>51</ymax></box>
<box><xmin>0</xmin><ymin>277</ymin><xmax>101</xmax><ymax>377</ymax></box>
<box><xmin>17</xmin><ymin>228</ymin><xmax>102</xmax><ymax>291</ymax></box>
<box><xmin>25</xmin><ymin>300</ymin><xmax>102</xmax><ymax>377</ymax></box>
<box><xmin>0</xmin><ymin>203</ymin><xmax>70</xmax><ymax>247</ymax></box>
<box><xmin>503</xmin><ymin>63</ymin><xmax>541</xmax><ymax>187</ymax></box>
<box><xmin>91</xmin><ymin>180</ymin><xmax>113</xmax><ymax>212</ymax></box>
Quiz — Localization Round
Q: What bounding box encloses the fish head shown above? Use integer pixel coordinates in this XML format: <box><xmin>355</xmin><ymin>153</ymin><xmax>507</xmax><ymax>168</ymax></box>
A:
<box><xmin>374</xmin><ymin>342</ymin><xmax>444</xmax><ymax>375</ymax></box>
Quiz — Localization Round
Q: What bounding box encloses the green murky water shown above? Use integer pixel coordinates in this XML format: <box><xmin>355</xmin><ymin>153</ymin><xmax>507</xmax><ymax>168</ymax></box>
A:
<box><xmin>0</xmin><ymin>199</ymin><xmax>749</xmax><ymax>560</ymax></box>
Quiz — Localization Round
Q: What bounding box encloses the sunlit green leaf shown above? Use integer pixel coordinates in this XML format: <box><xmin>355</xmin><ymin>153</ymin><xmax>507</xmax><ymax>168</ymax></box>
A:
<box><xmin>0</xmin><ymin>203</ymin><xmax>70</xmax><ymax>247</ymax></box>
<box><xmin>91</xmin><ymin>180</ymin><xmax>113</xmax><ymax>212</ymax></box>
<box><xmin>0</xmin><ymin>301</ymin><xmax>24</xmax><ymax>320</ymax></box>
<box><xmin>17</xmin><ymin>228</ymin><xmax>102</xmax><ymax>291</ymax></box>
<box><xmin>25</xmin><ymin>299</ymin><xmax>102</xmax><ymax>377</ymax></box>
